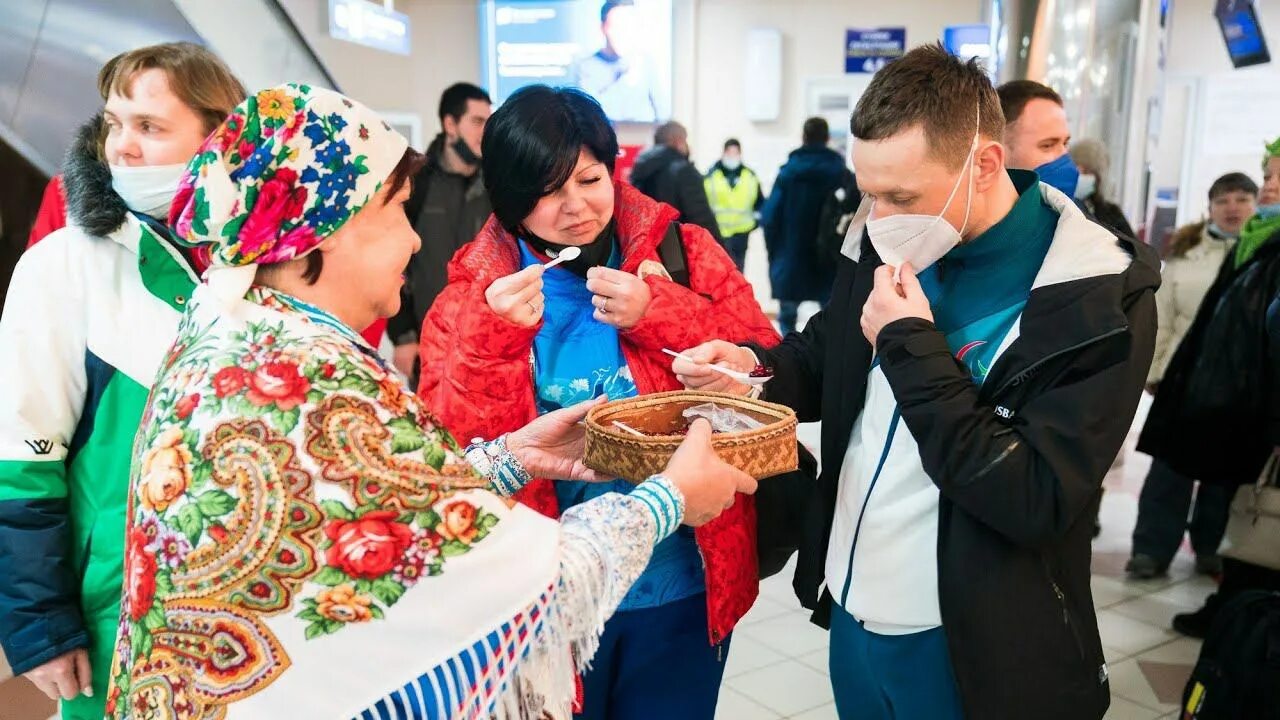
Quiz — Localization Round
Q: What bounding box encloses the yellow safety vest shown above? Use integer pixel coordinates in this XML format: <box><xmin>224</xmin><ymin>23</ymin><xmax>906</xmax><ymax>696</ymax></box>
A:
<box><xmin>704</xmin><ymin>168</ymin><xmax>760</xmax><ymax>237</ymax></box>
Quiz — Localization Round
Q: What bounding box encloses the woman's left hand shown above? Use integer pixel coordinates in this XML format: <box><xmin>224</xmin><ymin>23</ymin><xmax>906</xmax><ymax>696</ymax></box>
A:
<box><xmin>506</xmin><ymin>397</ymin><xmax>608</xmax><ymax>482</ymax></box>
<box><xmin>586</xmin><ymin>267</ymin><xmax>652</xmax><ymax>329</ymax></box>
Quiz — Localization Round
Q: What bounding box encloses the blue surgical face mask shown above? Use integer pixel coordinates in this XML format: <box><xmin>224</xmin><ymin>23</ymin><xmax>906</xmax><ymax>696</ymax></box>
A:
<box><xmin>1257</xmin><ymin>202</ymin><xmax>1280</xmax><ymax>220</ymax></box>
<box><xmin>1206</xmin><ymin>222</ymin><xmax>1238</xmax><ymax>240</ymax></box>
<box><xmin>1035</xmin><ymin>152</ymin><xmax>1080</xmax><ymax>197</ymax></box>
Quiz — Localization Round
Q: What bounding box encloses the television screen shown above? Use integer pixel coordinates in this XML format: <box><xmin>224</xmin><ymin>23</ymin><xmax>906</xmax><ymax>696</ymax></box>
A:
<box><xmin>479</xmin><ymin>0</ymin><xmax>673</xmax><ymax>123</ymax></box>
<box><xmin>1215</xmin><ymin>0</ymin><xmax>1271</xmax><ymax>68</ymax></box>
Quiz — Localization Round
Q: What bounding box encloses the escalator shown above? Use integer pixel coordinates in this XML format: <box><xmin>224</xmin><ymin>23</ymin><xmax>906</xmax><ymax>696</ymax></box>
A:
<box><xmin>0</xmin><ymin>0</ymin><xmax>339</xmax><ymax>313</ymax></box>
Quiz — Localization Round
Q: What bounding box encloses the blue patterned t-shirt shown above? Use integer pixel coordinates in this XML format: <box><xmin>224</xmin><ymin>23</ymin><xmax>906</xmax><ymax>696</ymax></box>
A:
<box><xmin>519</xmin><ymin>241</ymin><xmax>705</xmax><ymax>610</ymax></box>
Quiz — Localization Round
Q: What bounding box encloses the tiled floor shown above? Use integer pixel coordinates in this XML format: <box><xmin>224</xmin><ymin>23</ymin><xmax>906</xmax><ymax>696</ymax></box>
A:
<box><xmin>720</xmin><ymin>399</ymin><xmax>1213</xmax><ymax>719</ymax></box>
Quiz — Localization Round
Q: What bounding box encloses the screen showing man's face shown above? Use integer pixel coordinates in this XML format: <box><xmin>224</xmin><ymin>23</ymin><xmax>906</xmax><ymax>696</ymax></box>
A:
<box><xmin>602</xmin><ymin>5</ymin><xmax>640</xmax><ymax>58</ymax></box>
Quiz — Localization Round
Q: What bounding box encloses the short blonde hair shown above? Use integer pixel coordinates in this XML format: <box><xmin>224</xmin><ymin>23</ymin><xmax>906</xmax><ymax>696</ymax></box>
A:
<box><xmin>97</xmin><ymin>42</ymin><xmax>246</xmax><ymax>136</ymax></box>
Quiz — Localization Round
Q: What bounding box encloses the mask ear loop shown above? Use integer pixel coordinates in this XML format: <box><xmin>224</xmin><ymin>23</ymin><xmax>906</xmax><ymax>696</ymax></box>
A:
<box><xmin>956</xmin><ymin>102</ymin><xmax>982</xmax><ymax>239</ymax></box>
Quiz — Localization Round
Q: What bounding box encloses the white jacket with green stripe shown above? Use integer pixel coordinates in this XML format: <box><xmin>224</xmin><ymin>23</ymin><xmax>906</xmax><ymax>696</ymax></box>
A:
<box><xmin>0</xmin><ymin>117</ymin><xmax>197</xmax><ymax>720</ymax></box>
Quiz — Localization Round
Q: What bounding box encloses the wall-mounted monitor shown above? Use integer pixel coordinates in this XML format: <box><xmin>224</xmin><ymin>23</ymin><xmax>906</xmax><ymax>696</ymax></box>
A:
<box><xmin>479</xmin><ymin>0</ymin><xmax>673</xmax><ymax>123</ymax></box>
<box><xmin>1215</xmin><ymin>0</ymin><xmax>1271</xmax><ymax>68</ymax></box>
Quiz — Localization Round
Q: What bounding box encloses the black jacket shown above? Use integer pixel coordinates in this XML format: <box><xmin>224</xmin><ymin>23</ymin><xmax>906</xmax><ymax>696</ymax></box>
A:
<box><xmin>1139</xmin><ymin>229</ymin><xmax>1280</xmax><ymax>483</ymax></box>
<box><xmin>1268</xmin><ymin>292</ymin><xmax>1280</xmax><ymax>448</ymax></box>
<box><xmin>755</xmin><ymin>188</ymin><xmax>1159</xmax><ymax>720</ymax></box>
<box><xmin>388</xmin><ymin>134</ymin><xmax>491</xmax><ymax>348</ymax></box>
<box><xmin>630</xmin><ymin>145</ymin><xmax>721</xmax><ymax>241</ymax></box>
<box><xmin>760</xmin><ymin>144</ymin><xmax>849</xmax><ymax>301</ymax></box>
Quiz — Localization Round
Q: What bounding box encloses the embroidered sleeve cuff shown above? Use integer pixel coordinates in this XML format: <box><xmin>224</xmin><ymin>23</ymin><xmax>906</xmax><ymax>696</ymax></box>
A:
<box><xmin>630</xmin><ymin>475</ymin><xmax>685</xmax><ymax>544</ymax></box>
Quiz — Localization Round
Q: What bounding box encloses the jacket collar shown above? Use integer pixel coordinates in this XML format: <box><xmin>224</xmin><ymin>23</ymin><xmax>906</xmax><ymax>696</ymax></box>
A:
<box><xmin>63</xmin><ymin>113</ymin><xmax>132</xmax><ymax>240</ymax></box>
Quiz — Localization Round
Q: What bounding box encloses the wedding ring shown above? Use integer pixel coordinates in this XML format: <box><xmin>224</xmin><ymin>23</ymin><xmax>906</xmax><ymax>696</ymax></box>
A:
<box><xmin>527</xmin><ymin>300</ymin><xmax>539</xmax><ymax>315</ymax></box>
<box><xmin>603</xmin><ymin>297</ymin><xmax>611</xmax><ymax>314</ymax></box>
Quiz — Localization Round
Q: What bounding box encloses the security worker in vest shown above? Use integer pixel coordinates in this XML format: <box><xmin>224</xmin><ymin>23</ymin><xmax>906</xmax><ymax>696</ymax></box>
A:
<box><xmin>704</xmin><ymin>138</ymin><xmax>765</xmax><ymax>272</ymax></box>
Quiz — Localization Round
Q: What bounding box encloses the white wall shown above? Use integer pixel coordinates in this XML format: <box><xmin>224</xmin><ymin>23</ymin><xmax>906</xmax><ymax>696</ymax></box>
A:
<box><xmin>1156</xmin><ymin>0</ymin><xmax>1279</xmax><ymax>226</ymax></box>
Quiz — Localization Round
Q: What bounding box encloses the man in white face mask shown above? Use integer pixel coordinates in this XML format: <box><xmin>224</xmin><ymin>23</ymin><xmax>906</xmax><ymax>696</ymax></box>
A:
<box><xmin>704</xmin><ymin>138</ymin><xmax>764</xmax><ymax>272</ymax></box>
<box><xmin>0</xmin><ymin>43</ymin><xmax>244</xmax><ymax>720</ymax></box>
<box><xmin>674</xmin><ymin>43</ymin><xmax>1161</xmax><ymax>720</ymax></box>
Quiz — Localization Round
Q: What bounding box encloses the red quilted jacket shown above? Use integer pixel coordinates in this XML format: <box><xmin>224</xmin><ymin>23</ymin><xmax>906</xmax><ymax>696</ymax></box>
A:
<box><xmin>418</xmin><ymin>182</ymin><xmax>780</xmax><ymax>644</ymax></box>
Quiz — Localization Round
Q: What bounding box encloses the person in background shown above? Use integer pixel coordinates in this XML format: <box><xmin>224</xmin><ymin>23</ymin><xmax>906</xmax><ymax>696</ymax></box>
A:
<box><xmin>388</xmin><ymin>82</ymin><xmax>493</xmax><ymax>386</ymax></box>
<box><xmin>998</xmin><ymin>80</ymin><xmax>1078</xmax><ymax>196</ymax></box>
<box><xmin>1169</xmin><ymin>290</ymin><xmax>1280</xmax><ymax>639</ymax></box>
<box><xmin>27</xmin><ymin>175</ymin><xmax>67</xmax><ymax>247</ymax></box>
<box><xmin>1127</xmin><ymin>172</ymin><xmax>1259</xmax><ymax>580</ymax></box>
<box><xmin>676</xmin><ymin>44</ymin><xmax>1159</xmax><ymax>719</ymax></box>
<box><xmin>704</xmin><ymin>138</ymin><xmax>764</xmax><ymax>272</ymax></box>
<box><xmin>630</xmin><ymin>120</ymin><xmax>721</xmax><ymax>240</ymax></box>
<box><xmin>0</xmin><ymin>42</ymin><xmax>245</xmax><ymax>720</ymax></box>
<box><xmin>1070</xmin><ymin>138</ymin><xmax>1136</xmax><ymax>239</ymax></box>
<box><xmin>1143</xmin><ymin>140</ymin><xmax>1280</xmax><ymax>637</ymax></box>
<box><xmin>568</xmin><ymin>0</ymin><xmax>663</xmax><ymax>123</ymax></box>
<box><xmin>419</xmin><ymin>86</ymin><xmax>779</xmax><ymax>720</ymax></box>
<box><xmin>761</xmin><ymin>117</ymin><xmax>848</xmax><ymax>335</ymax></box>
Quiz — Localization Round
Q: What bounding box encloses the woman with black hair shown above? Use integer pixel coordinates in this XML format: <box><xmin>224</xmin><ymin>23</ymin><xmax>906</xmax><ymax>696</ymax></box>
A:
<box><xmin>418</xmin><ymin>86</ymin><xmax>779</xmax><ymax>719</ymax></box>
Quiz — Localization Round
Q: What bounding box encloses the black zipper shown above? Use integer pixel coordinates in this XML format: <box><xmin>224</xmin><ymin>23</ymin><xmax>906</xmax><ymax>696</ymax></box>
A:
<box><xmin>988</xmin><ymin>326</ymin><xmax>1129</xmax><ymax>401</ymax></box>
<box><xmin>1043</xmin><ymin>558</ymin><xmax>1086</xmax><ymax>660</ymax></box>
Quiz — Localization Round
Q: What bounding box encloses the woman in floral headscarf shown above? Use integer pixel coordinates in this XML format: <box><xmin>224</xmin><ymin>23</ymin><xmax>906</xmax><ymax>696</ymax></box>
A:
<box><xmin>104</xmin><ymin>84</ymin><xmax>756</xmax><ymax>720</ymax></box>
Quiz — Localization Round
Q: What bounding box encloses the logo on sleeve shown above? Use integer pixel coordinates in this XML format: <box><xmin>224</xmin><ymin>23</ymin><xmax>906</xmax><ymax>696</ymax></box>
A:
<box><xmin>24</xmin><ymin>439</ymin><xmax>54</xmax><ymax>455</ymax></box>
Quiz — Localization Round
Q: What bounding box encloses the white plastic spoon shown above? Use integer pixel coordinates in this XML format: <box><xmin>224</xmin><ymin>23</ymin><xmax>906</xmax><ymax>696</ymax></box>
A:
<box><xmin>543</xmin><ymin>246</ymin><xmax>582</xmax><ymax>271</ymax></box>
<box><xmin>612</xmin><ymin>420</ymin><xmax>647</xmax><ymax>437</ymax></box>
<box><xmin>662</xmin><ymin>348</ymin><xmax>772</xmax><ymax>387</ymax></box>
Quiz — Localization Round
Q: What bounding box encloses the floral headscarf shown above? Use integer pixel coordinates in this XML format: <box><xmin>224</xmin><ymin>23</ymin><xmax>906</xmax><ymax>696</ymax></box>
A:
<box><xmin>169</xmin><ymin>83</ymin><xmax>408</xmax><ymax>305</ymax></box>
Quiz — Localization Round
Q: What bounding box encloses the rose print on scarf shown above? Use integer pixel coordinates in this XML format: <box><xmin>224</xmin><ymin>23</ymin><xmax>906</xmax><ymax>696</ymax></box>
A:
<box><xmin>297</xmin><ymin>497</ymin><xmax>500</xmax><ymax>639</ymax></box>
<box><xmin>324</xmin><ymin>511</ymin><xmax>415</xmax><ymax>579</ymax></box>
<box><xmin>246</xmin><ymin>360</ymin><xmax>311</xmax><ymax>410</ymax></box>
<box><xmin>139</xmin><ymin>427</ymin><xmax>194</xmax><ymax>512</ymax></box>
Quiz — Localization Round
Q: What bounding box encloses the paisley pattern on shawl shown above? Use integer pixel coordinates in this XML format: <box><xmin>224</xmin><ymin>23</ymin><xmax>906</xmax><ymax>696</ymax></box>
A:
<box><xmin>105</xmin><ymin>285</ymin><xmax>562</xmax><ymax>720</ymax></box>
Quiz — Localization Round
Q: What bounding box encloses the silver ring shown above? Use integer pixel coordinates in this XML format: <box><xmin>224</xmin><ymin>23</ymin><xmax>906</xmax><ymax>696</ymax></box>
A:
<box><xmin>602</xmin><ymin>297</ymin><xmax>611</xmax><ymax>314</ymax></box>
<box><xmin>527</xmin><ymin>300</ymin><xmax>538</xmax><ymax>315</ymax></box>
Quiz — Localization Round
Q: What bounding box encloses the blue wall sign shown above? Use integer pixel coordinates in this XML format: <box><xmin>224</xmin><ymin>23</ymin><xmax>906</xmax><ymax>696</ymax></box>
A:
<box><xmin>846</xmin><ymin>27</ymin><xmax>906</xmax><ymax>73</ymax></box>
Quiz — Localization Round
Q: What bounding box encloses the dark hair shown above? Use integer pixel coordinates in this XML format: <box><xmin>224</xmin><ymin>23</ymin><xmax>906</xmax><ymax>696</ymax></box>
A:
<box><xmin>802</xmin><ymin>117</ymin><xmax>829</xmax><ymax>146</ymax></box>
<box><xmin>298</xmin><ymin>147</ymin><xmax>427</xmax><ymax>284</ymax></box>
<box><xmin>996</xmin><ymin>79</ymin><xmax>1063</xmax><ymax>126</ymax></box>
<box><xmin>852</xmin><ymin>43</ymin><xmax>1004</xmax><ymax>168</ymax></box>
<box><xmin>481</xmin><ymin>85</ymin><xmax>619</xmax><ymax>232</ymax></box>
<box><xmin>654</xmin><ymin>121</ymin><xmax>686</xmax><ymax>146</ymax></box>
<box><xmin>438</xmin><ymin>82</ymin><xmax>491</xmax><ymax>124</ymax></box>
<box><xmin>601</xmin><ymin>0</ymin><xmax>634</xmax><ymax>23</ymax></box>
<box><xmin>1208</xmin><ymin>171</ymin><xmax>1260</xmax><ymax>201</ymax></box>
<box><xmin>724</xmin><ymin>138</ymin><xmax>741</xmax><ymax>151</ymax></box>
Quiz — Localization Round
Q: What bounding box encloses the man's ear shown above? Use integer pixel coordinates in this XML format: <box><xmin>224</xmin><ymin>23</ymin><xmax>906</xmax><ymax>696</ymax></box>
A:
<box><xmin>442</xmin><ymin>114</ymin><xmax>458</xmax><ymax>139</ymax></box>
<box><xmin>973</xmin><ymin>140</ymin><xmax>1007</xmax><ymax>194</ymax></box>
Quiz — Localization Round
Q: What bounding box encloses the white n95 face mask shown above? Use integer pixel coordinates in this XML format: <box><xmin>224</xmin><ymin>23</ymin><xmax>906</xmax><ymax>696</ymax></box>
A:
<box><xmin>110</xmin><ymin>162</ymin><xmax>189</xmax><ymax>220</ymax></box>
<box><xmin>866</xmin><ymin>104</ymin><xmax>981</xmax><ymax>280</ymax></box>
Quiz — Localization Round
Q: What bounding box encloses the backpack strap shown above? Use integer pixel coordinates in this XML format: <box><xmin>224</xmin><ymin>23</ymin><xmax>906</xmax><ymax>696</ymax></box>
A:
<box><xmin>657</xmin><ymin>221</ymin><xmax>691</xmax><ymax>289</ymax></box>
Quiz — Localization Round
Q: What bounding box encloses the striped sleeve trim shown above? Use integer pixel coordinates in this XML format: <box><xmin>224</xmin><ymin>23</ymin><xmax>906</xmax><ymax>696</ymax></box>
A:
<box><xmin>630</xmin><ymin>475</ymin><xmax>684</xmax><ymax>543</ymax></box>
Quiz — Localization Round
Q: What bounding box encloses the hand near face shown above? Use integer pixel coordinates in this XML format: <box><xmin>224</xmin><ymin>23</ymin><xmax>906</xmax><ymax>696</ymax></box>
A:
<box><xmin>485</xmin><ymin>265</ymin><xmax>545</xmax><ymax>328</ymax></box>
<box><xmin>860</xmin><ymin>263</ymin><xmax>934</xmax><ymax>347</ymax></box>
<box><xmin>586</xmin><ymin>266</ymin><xmax>652</xmax><ymax>329</ymax></box>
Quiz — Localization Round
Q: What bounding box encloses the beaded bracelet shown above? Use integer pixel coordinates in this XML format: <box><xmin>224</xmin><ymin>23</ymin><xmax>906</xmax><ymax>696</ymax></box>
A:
<box><xmin>464</xmin><ymin>435</ymin><xmax>532</xmax><ymax>497</ymax></box>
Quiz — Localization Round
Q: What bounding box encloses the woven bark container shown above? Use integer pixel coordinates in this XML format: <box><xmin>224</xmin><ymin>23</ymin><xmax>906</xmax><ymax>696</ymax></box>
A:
<box><xmin>583</xmin><ymin>390</ymin><xmax>798</xmax><ymax>482</ymax></box>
